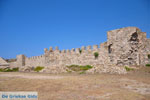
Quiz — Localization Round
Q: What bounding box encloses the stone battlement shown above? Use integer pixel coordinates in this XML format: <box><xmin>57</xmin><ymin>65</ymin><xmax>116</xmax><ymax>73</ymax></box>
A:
<box><xmin>27</xmin><ymin>55</ymin><xmax>44</xmax><ymax>59</ymax></box>
<box><xmin>44</xmin><ymin>44</ymin><xmax>101</xmax><ymax>54</ymax></box>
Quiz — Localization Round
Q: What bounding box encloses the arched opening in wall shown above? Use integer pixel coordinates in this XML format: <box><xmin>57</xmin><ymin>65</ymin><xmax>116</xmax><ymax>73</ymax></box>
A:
<box><xmin>130</xmin><ymin>32</ymin><xmax>139</xmax><ymax>42</ymax></box>
<box><xmin>108</xmin><ymin>44</ymin><xmax>113</xmax><ymax>54</ymax></box>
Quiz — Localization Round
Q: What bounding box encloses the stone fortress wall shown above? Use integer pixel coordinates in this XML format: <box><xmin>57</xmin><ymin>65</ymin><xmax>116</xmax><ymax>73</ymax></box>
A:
<box><xmin>17</xmin><ymin>43</ymin><xmax>109</xmax><ymax>67</ymax></box>
<box><xmin>8</xmin><ymin>27</ymin><xmax>150</xmax><ymax>73</ymax></box>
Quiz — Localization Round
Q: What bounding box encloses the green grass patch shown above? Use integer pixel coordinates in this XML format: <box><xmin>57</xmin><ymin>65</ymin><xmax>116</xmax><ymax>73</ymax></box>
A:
<box><xmin>34</xmin><ymin>66</ymin><xmax>44</xmax><ymax>72</ymax></box>
<box><xmin>66</xmin><ymin>69</ymin><xmax>72</xmax><ymax>73</ymax></box>
<box><xmin>79</xmin><ymin>71</ymin><xmax>86</xmax><ymax>74</ymax></box>
<box><xmin>146</xmin><ymin>64</ymin><xmax>150</xmax><ymax>67</ymax></box>
<box><xmin>66</xmin><ymin>65</ymin><xmax>93</xmax><ymax>72</ymax></box>
<box><xmin>125</xmin><ymin>66</ymin><xmax>134</xmax><ymax>71</ymax></box>
<box><xmin>0</xmin><ymin>68</ymin><xmax>19</xmax><ymax>72</ymax></box>
<box><xmin>11</xmin><ymin>68</ymin><xmax>19</xmax><ymax>72</ymax></box>
<box><xmin>0</xmin><ymin>68</ymin><xmax>4</xmax><ymax>72</ymax></box>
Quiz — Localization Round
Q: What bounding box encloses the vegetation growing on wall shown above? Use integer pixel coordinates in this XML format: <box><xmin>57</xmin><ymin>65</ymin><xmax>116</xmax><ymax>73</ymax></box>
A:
<box><xmin>94</xmin><ymin>52</ymin><xmax>99</xmax><ymax>59</ymax></box>
<box><xmin>34</xmin><ymin>66</ymin><xmax>44</xmax><ymax>72</ymax></box>
<box><xmin>79</xmin><ymin>49</ymin><xmax>82</xmax><ymax>54</ymax></box>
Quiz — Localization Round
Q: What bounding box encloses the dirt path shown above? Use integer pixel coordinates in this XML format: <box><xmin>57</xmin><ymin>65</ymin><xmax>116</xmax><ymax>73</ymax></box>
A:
<box><xmin>0</xmin><ymin>72</ymin><xmax>64</xmax><ymax>79</ymax></box>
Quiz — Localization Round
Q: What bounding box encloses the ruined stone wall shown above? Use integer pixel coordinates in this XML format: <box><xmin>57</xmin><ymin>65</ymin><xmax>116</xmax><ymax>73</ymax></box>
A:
<box><xmin>15</xmin><ymin>27</ymin><xmax>150</xmax><ymax>70</ymax></box>
<box><xmin>139</xmin><ymin>38</ymin><xmax>150</xmax><ymax>65</ymax></box>
<box><xmin>107</xmin><ymin>27</ymin><xmax>150</xmax><ymax>66</ymax></box>
<box><xmin>9</xmin><ymin>62</ymin><xmax>17</xmax><ymax>68</ymax></box>
<box><xmin>42</xmin><ymin>43</ymin><xmax>108</xmax><ymax>68</ymax></box>
<box><xmin>16</xmin><ymin>42</ymin><xmax>108</xmax><ymax>68</ymax></box>
<box><xmin>25</xmin><ymin>55</ymin><xmax>45</xmax><ymax>67</ymax></box>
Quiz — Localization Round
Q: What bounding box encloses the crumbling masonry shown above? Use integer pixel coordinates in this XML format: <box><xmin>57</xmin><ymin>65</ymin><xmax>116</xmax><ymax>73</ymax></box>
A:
<box><xmin>6</xmin><ymin>27</ymin><xmax>150</xmax><ymax>73</ymax></box>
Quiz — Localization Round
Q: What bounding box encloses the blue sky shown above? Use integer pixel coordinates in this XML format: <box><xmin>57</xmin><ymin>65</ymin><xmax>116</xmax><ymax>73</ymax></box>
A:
<box><xmin>0</xmin><ymin>0</ymin><xmax>149</xmax><ymax>59</ymax></box>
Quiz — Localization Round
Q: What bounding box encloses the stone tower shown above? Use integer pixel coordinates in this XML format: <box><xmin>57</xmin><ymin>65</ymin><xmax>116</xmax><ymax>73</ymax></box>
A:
<box><xmin>107</xmin><ymin>27</ymin><xmax>150</xmax><ymax>66</ymax></box>
<box><xmin>16</xmin><ymin>55</ymin><xmax>26</xmax><ymax>67</ymax></box>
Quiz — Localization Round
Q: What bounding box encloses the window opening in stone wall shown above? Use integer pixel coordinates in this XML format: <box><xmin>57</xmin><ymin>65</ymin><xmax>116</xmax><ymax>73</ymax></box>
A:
<box><xmin>130</xmin><ymin>32</ymin><xmax>138</xmax><ymax>42</ymax></box>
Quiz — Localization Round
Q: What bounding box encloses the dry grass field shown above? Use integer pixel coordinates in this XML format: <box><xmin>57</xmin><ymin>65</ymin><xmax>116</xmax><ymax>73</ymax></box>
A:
<box><xmin>0</xmin><ymin>67</ymin><xmax>150</xmax><ymax>100</ymax></box>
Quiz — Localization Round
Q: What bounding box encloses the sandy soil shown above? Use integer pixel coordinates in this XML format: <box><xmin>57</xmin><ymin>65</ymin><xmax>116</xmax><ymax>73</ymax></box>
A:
<box><xmin>0</xmin><ymin>67</ymin><xmax>150</xmax><ymax>100</ymax></box>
